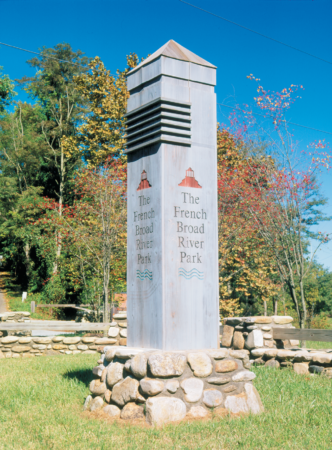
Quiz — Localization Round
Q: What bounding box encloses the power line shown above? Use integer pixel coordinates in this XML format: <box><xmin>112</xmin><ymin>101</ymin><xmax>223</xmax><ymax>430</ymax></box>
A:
<box><xmin>218</xmin><ymin>103</ymin><xmax>332</xmax><ymax>136</ymax></box>
<box><xmin>179</xmin><ymin>0</ymin><xmax>332</xmax><ymax>66</ymax></box>
<box><xmin>0</xmin><ymin>41</ymin><xmax>119</xmax><ymax>77</ymax></box>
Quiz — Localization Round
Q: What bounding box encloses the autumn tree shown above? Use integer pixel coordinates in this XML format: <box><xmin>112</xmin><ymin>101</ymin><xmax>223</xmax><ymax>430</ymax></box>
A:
<box><xmin>63</xmin><ymin>57</ymin><xmax>129</xmax><ymax>167</ymax></box>
<box><xmin>221</xmin><ymin>76</ymin><xmax>331</xmax><ymax>335</ymax></box>
<box><xmin>217</xmin><ymin>128</ymin><xmax>279</xmax><ymax>318</ymax></box>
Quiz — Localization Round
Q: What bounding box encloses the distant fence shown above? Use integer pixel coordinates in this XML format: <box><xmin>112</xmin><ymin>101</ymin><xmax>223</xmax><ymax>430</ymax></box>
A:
<box><xmin>273</xmin><ymin>328</ymin><xmax>332</xmax><ymax>343</ymax></box>
<box><xmin>30</xmin><ymin>302</ymin><xmax>91</xmax><ymax>313</ymax></box>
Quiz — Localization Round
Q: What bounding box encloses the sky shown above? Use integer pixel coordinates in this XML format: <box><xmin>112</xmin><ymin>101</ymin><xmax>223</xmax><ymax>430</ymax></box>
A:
<box><xmin>0</xmin><ymin>0</ymin><xmax>331</xmax><ymax>269</ymax></box>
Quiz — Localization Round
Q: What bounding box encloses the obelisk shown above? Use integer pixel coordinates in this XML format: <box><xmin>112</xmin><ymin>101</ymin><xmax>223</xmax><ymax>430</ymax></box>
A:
<box><xmin>126</xmin><ymin>40</ymin><xmax>218</xmax><ymax>351</ymax></box>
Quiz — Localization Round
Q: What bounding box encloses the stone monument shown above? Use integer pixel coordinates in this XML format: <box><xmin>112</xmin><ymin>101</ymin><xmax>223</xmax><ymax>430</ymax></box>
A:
<box><xmin>83</xmin><ymin>41</ymin><xmax>264</xmax><ymax>425</ymax></box>
<box><xmin>126</xmin><ymin>40</ymin><xmax>219</xmax><ymax>351</ymax></box>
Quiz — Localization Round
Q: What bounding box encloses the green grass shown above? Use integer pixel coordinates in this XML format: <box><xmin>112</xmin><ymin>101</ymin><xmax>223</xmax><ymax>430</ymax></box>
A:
<box><xmin>305</xmin><ymin>341</ymin><xmax>332</xmax><ymax>350</ymax></box>
<box><xmin>0</xmin><ymin>355</ymin><xmax>332</xmax><ymax>449</ymax></box>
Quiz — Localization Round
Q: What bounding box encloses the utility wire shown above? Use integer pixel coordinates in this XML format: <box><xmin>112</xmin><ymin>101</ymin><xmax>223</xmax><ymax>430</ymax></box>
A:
<box><xmin>1</xmin><ymin>42</ymin><xmax>330</xmax><ymax>135</ymax></box>
<box><xmin>218</xmin><ymin>103</ymin><xmax>332</xmax><ymax>136</ymax></box>
<box><xmin>179</xmin><ymin>0</ymin><xmax>332</xmax><ymax>66</ymax></box>
<box><xmin>0</xmin><ymin>41</ymin><xmax>119</xmax><ymax>77</ymax></box>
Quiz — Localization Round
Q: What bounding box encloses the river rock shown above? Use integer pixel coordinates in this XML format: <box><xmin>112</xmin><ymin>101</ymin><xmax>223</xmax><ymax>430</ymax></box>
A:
<box><xmin>293</xmin><ymin>362</ymin><xmax>309</xmax><ymax>375</ymax></box>
<box><xmin>104</xmin><ymin>389</ymin><xmax>112</xmax><ymax>403</ymax></box>
<box><xmin>203</xmin><ymin>389</ymin><xmax>223</xmax><ymax>408</ymax></box>
<box><xmin>322</xmin><ymin>368</ymin><xmax>332</xmax><ymax>379</ymax></box>
<box><xmin>120</xmin><ymin>329</ymin><xmax>127</xmax><ymax>338</ymax></box>
<box><xmin>233</xmin><ymin>332</ymin><xmax>245</xmax><ymax>350</ymax></box>
<box><xmin>232</xmin><ymin>370</ymin><xmax>256</xmax><ymax>382</ymax></box>
<box><xmin>89</xmin><ymin>379</ymin><xmax>107</xmax><ymax>396</ymax></box>
<box><xmin>207</xmin><ymin>376</ymin><xmax>231</xmax><ymax>385</ymax></box>
<box><xmin>77</xmin><ymin>344</ymin><xmax>88</xmax><ymax>351</ymax></box>
<box><xmin>148</xmin><ymin>353</ymin><xmax>187</xmax><ymax>377</ymax></box>
<box><xmin>140</xmin><ymin>378</ymin><xmax>164</xmax><ymax>396</ymax></box>
<box><xmin>83</xmin><ymin>395</ymin><xmax>92</xmax><ymax>411</ymax></box>
<box><xmin>187</xmin><ymin>352</ymin><xmax>212</xmax><ymax>377</ymax></box>
<box><xmin>104</xmin><ymin>348</ymin><xmax>117</xmax><ymax>363</ymax></box>
<box><xmin>215</xmin><ymin>360</ymin><xmax>238</xmax><ymax>373</ymax></box>
<box><xmin>251</xmin><ymin>349</ymin><xmax>266</xmax><ymax>358</ymax></box>
<box><xmin>254</xmin><ymin>317</ymin><xmax>272</xmax><ymax>324</ymax></box>
<box><xmin>226</xmin><ymin>318</ymin><xmax>242</xmax><ymax>326</ymax></box>
<box><xmin>229</xmin><ymin>350</ymin><xmax>249</xmax><ymax>360</ymax></box>
<box><xmin>82</xmin><ymin>337</ymin><xmax>96</xmax><ymax>344</ymax></box>
<box><xmin>90</xmin><ymin>396</ymin><xmax>104</xmax><ymax>412</ymax></box>
<box><xmin>224</xmin><ymin>392</ymin><xmax>248</xmax><ymax>414</ymax></box>
<box><xmin>120</xmin><ymin>402</ymin><xmax>144</xmax><ymax>420</ymax></box>
<box><xmin>181</xmin><ymin>378</ymin><xmax>204</xmax><ymax>402</ymax></box>
<box><xmin>265</xmin><ymin>359</ymin><xmax>280</xmax><ymax>369</ymax></box>
<box><xmin>166</xmin><ymin>380</ymin><xmax>179</xmax><ymax>393</ymax></box>
<box><xmin>111</xmin><ymin>377</ymin><xmax>139</xmax><ymax>406</ymax></box>
<box><xmin>1</xmin><ymin>336</ymin><xmax>18</xmax><ymax>344</ymax></box>
<box><xmin>261</xmin><ymin>326</ymin><xmax>271</xmax><ymax>331</ymax></box>
<box><xmin>53</xmin><ymin>344</ymin><xmax>66</xmax><ymax>350</ymax></box>
<box><xmin>130</xmin><ymin>353</ymin><xmax>147</xmax><ymax>379</ymax></box>
<box><xmin>277</xmin><ymin>350</ymin><xmax>297</xmax><ymax>360</ymax></box>
<box><xmin>312</xmin><ymin>354</ymin><xmax>332</xmax><ymax>365</ymax></box>
<box><xmin>92</xmin><ymin>365</ymin><xmax>105</xmax><ymax>377</ymax></box>
<box><xmin>221</xmin><ymin>325</ymin><xmax>234</xmax><ymax>347</ymax></box>
<box><xmin>263</xmin><ymin>333</ymin><xmax>272</xmax><ymax>340</ymax></box>
<box><xmin>103</xmin><ymin>404</ymin><xmax>121</xmax><ymax>418</ymax></box>
<box><xmin>115</xmin><ymin>348</ymin><xmax>143</xmax><ymax>360</ymax></box>
<box><xmin>309</xmin><ymin>365</ymin><xmax>324</xmax><ymax>374</ymax></box>
<box><xmin>263</xmin><ymin>349</ymin><xmax>278</xmax><ymax>359</ymax></box>
<box><xmin>272</xmin><ymin>316</ymin><xmax>293</xmax><ymax>324</ymax></box>
<box><xmin>206</xmin><ymin>349</ymin><xmax>229</xmax><ymax>359</ymax></box>
<box><xmin>106</xmin><ymin>362</ymin><xmax>124</xmax><ymax>387</ymax></box>
<box><xmin>245</xmin><ymin>383</ymin><xmax>264</xmax><ymax>413</ymax></box>
<box><xmin>11</xmin><ymin>346</ymin><xmax>31</xmax><ymax>353</ymax></box>
<box><xmin>187</xmin><ymin>406</ymin><xmax>209</xmax><ymax>418</ymax></box>
<box><xmin>108</xmin><ymin>327</ymin><xmax>119</xmax><ymax>338</ymax></box>
<box><xmin>18</xmin><ymin>337</ymin><xmax>32</xmax><ymax>344</ymax></box>
<box><xmin>95</xmin><ymin>338</ymin><xmax>117</xmax><ymax>345</ymax></box>
<box><xmin>61</xmin><ymin>337</ymin><xmax>80</xmax><ymax>345</ymax></box>
<box><xmin>223</xmin><ymin>384</ymin><xmax>237</xmax><ymax>393</ymax></box>
<box><xmin>33</xmin><ymin>338</ymin><xmax>52</xmax><ymax>344</ymax></box>
<box><xmin>245</xmin><ymin>330</ymin><xmax>263</xmax><ymax>349</ymax></box>
<box><xmin>52</xmin><ymin>336</ymin><xmax>64</xmax><ymax>342</ymax></box>
<box><xmin>145</xmin><ymin>397</ymin><xmax>186</xmax><ymax>426</ymax></box>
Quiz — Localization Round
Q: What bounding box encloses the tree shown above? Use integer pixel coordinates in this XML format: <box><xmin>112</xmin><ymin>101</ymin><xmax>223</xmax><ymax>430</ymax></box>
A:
<box><xmin>217</xmin><ymin>128</ymin><xmax>279</xmax><ymax>318</ymax></box>
<box><xmin>0</xmin><ymin>67</ymin><xmax>15</xmax><ymax>112</ymax></box>
<box><xmin>18</xmin><ymin>43</ymin><xmax>90</xmax><ymax>273</ymax></box>
<box><xmin>63</xmin><ymin>57</ymin><xmax>129</xmax><ymax>167</ymax></box>
<box><xmin>221</xmin><ymin>75</ymin><xmax>331</xmax><ymax>335</ymax></box>
<box><xmin>35</xmin><ymin>158</ymin><xmax>127</xmax><ymax>320</ymax></box>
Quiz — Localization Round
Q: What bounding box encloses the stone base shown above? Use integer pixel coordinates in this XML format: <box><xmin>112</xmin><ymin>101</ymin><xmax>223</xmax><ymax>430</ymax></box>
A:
<box><xmin>84</xmin><ymin>346</ymin><xmax>264</xmax><ymax>426</ymax></box>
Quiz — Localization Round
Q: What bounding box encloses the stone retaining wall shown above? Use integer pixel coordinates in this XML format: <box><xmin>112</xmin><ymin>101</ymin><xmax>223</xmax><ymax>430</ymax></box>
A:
<box><xmin>221</xmin><ymin>316</ymin><xmax>299</xmax><ymax>350</ymax></box>
<box><xmin>0</xmin><ymin>311</ymin><xmax>32</xmax><ymax>337</ymax></box>
<box><xmin>83</xmin><ymin>346</ymin><xmax>264</xmax><ymax>425</ymax></box>
<box><xmin>250</xmin><ymin>348</ymin><xmax>332</xmax><ymax>377</ymax></box>
<box><xmin>0</xmin><ymin>312</ymin><xmax>127</xmax><ymax>355</ymax></box>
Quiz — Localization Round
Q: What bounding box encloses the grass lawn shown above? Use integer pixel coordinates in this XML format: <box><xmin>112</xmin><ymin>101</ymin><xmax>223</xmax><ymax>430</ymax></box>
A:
<box><xmin>0</xmin><ymin>355</ymin><xmax>331</xmax><ymax>449</ymax></box>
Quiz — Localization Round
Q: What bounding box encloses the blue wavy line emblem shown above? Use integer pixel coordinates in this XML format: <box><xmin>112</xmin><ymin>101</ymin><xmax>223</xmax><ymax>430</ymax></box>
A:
<box><xmin>178</xmin><ymin>268</ymin><xmax>204</xmax><ymax>280</ymax></box>
<box><xmin>136</xmin><ymin>269</ymin><xmax>153</xmax><ymax>281</ymax></box>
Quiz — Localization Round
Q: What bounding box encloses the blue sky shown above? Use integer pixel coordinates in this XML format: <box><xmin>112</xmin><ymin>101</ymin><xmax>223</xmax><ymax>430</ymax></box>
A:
<box><xmin>1</xmin><ymin>0</ymin><xmax>331</xmax><ymax>269</ymax></box>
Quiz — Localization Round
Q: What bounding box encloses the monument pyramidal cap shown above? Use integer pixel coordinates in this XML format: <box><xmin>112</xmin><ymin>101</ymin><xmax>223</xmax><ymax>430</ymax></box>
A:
<box><xmin>129</xmin><ymin>39</ymin><xmax>217</xmax><ymax>74</ymax></box>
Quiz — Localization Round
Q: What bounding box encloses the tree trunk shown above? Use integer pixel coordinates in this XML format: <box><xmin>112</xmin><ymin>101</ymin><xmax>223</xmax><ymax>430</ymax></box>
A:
<box><xmin>24</xmin><ymin>242</ymin><xmax>31</xmax><ymax>290</ymax></box>
<box><xmin>274</xmin><ymin>299</ymin><xmax>278</xmax><ymax>315</ymax></box>
<box><xmin>264</xmin><ymin>301</ymin><xmax>267</xmax><ymax>316</ymax></box>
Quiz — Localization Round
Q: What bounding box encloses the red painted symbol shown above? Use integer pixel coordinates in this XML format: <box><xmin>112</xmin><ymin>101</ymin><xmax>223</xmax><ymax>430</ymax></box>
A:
<box><xmin>137</xmin><ymin>170</ymin><xmax>152</xmax><ymax>191</ymax></box>
<box><xmin>178</xmin><ymin>168</ymin><xmax>202</xmax><ymax>188</ymax></box>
